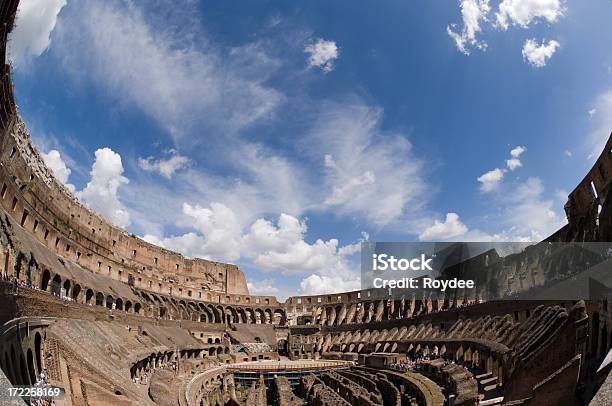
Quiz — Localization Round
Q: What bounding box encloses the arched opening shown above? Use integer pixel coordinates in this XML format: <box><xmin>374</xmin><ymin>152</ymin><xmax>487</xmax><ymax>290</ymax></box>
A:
<box><xmin>72</xmin><ymin>284</ymin><xmax>81</xmax><ymax>301</ymax></box>
<box><xmin>27</xmin><ymin>349</ymin><xmax>36</xmax><ymax>384</ymax></box>
<box><xmin>19</xmin><ymin>353</ymin><xmax>28</xmax><ymax>385</ymax></box>
<box><xmin>106</xmin><ymin>295</ymin><xmax>114</xmax><ymax>309</ymax></box>
<box><xmin>40</xmin><ymin>269</ymin><xmax>50</xmax><ymax>291</ymax></box>
<box><xmin>85</xmin><ymin>289</ymin><xmax>94</xmax><ymax>304</ymax></box>
<box><xmin>34</xmin><ymin>333</ymin><xmax>42</xmax><ymax>375</ymax></box>
<box><xmin>95</xmin><ymin>292</ymin><xmax>104</xmax><ymax>306</ymax></box>
<box><xmin>115</xmin><ymin>298</ymin><xmax>124</xmax><ymax>311</ymax></box>
<box><xmin>51</xmin><ymin>274</ymin><xmax>61</xmax><ymax>296</ymax></box>
<box><xmin>134</xmin><ymin>303</ymin><xmax>142</xmax><ymax>314</ymax></box>
<box><xmin>63</xmin><ymin>279</ymin><xmax>71</xmax><ymax>297</ymax></box>
<box><xmin>125</xmin><ymin>301</ymin><xmax>133</xmax><ymax>312</ymax></box>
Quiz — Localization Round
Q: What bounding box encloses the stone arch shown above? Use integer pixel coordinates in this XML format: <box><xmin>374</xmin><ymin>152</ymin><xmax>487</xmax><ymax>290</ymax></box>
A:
<box><xmin>26</xmin><ymin>349</ymin><xmax>36</xmax><ymax>384</ymax></box>
<box><xmin>134</xmin><ymin>302</ymin><xmax>142</xmax><ymax>314</ymax></box>
<box><xmin>125</xmin><ymin>300</ymin><xmax>133</xmax><ymax>313</ymax></box>
<box><xmin>34</xmin><ymin>333</ymin><xmax>42</xmax><ymax>374</ymax></box>
<box><xmin>255</xmin><ymin>308</ymin><xmax>265</xmax><ymax>324</ymax></box>
<box><xmin>245</xmin><ymin>308</ymin><xmax>256</xmax><ymax>324</ymax></box>
<box><xmin>95</xmin><ymin>292</ymin><xmax>104</xmax><ymax>306</ymax></box>
<box><xmin>40</xmin><ymin>269</ymin><xmax>50</xmax><ymax>291</ymax></box>
<box><xmin>72</xmin><ymin>284</ymin><xmax>81</xmax><ymax>301</ymax></box>
<box><xmin>63</xmin><ymin>279</ymin><xmax>71</xmax><ymax>297</ymax></box>
<box><xmin>208</xmin><ymin>305</ymin><xmax>220</xmax><ymax>323</ymax></box>
<box><xmin>51</xmin><ymin>274</ymin><xmax>61</xmax><ymax>296</ymax></box>
<box><xmin>115</xmin><ymin>298</ymin><xmax>124</xmax><ymax>311</ymax></box>
<box><xmin>85</xmin><ymin>289</ymin><xmax>94</xmax><ymax>304</ymax></box>
<box><xmin>264</xmin><ymin>308</ymin><xmax>272</xmax><ymax>324</ymax></box>
<box><xmin>19</xmin><ymin>353</ymin><xmax>28</xmax><ymax>385</ymax></box>
<box><xmin>106</xmin><ymin>295</ymin><xmax>114</xmax><ymax>309</ymax></box>
<box><xmin>237</xmin><ymin>307</ymin><xmax>247</xmax><ymax>324</ymax></box>
<box><xmin>273</xmin><ymin>309</ymin><xmax>286</xmax><ymax>325</ymax></box>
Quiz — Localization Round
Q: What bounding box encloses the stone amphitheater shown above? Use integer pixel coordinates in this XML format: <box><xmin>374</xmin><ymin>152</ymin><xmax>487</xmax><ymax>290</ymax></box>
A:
<box><xmin>0</xmin><ymin>1</ymin><xmax>611</xmax><ymax>405</ymax></box>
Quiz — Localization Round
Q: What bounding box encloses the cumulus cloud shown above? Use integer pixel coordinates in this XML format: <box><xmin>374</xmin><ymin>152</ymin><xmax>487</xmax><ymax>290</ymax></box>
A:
<box><xmin>447</xmin><ymin>0</ymin><xmax>491</xmax><ymax>55</ymax></box>
<box><xmin>506</xmin><ymin>145</ymin><xmax>526</xmax><ymax>170</ymax></box>
<box><xmin>40</xmin><ymin>149</ymin><xmax>75</xmax><ymax>192</ymax></box>
<box><xmin>522</xmin><ymin>39</ymin><xmax>560</xmax><ymax>67</ymax></box>
<box><xmin>313</xmin><ymin>103</ymin><xmax>427</xmax><ymax>227</ymax></box>
<box><xmin>247</xmin><ymin>279</ymin><xmax>279</xmax><ymax>296</ymax></box>
<box><xmin>9</xmin><ymin>0</ymin><xmax>66</xmax><ymax>66</ymax></box>
<box><xmin>496</xmin><ymin>0</ymin><xmax>565</xmax><ymax>30</ymax></box>
<box><xmin>52</xmin><ymin>0</ymin><xmax>283</xmax><ymax>139</ymax></box>
<box><xmin>138</xmin><ymin>150</ymin><xmax>191</xmax><ymax>179</ymax></box>
<box><xmin>304</xmin><ymin>38</ymin><xmax>339</xmax><ymax>72</ymax></box>
<box><xmin>144</xmin><ymin>202</ymin><xmax>242</xmax><ymax>261</ymax></box>
<box><xmin>478</xmin><ymin>168</ymin><xmax>505</xmax><ymax>192</ymax></box>
<box><xmin>299</xmin><ymin>274</ymin><xmax>360</xmax><ymax>295</ymax></box>
<box><xmin>419</xmin><ymin>213</ymin><xmax>469</xmax><ymax>241</ymax></box>
<box><xmin>77</xmin><ymin>148</ymin><xmax>131</xmax><ymax>228</ymax></box>
<box><xmin>243</xmin><ymin>214</ymin><xmax>349</xmax><ymax>275</ymax></box>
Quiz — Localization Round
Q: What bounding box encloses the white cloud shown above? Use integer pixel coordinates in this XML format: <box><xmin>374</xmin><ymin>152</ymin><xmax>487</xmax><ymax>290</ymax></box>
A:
<box><xmin>419</xmin><ymin>213</ymin><xmax>469</xmax><ymax>241</ymax></box>
<box><xmin>53</xmin><ymin>0</ymin><xmax>283</xmax><ymax>139</ymax></box>
<box><xmin>77</xmin><ymin>148</ymin><xmax>131</xmax><ymax>228</ymax></box>
<box><xmin>506</xmin><ymin>158</ymin><xmax>522</xmax><ymax>170</ymax></box>
<box><xmin>443</xmin><ymin>177</ymin><xmax>565</xmax><ymax>242</ymax></box>
<box><xmin>9</xmin><ymin>0</ymin><xmax>67</xmax><ymax>66</ymax></box>
<box><xmin>138</xmin><ymin>150</ymin><xmax>191</xmax><ymax>179</ymax></box>
<box><xmin>324</xmin><ymin>170</ymin><xmax>376</xmax><ymax>206</ymax></box>
<box><xmin>144</xmin><ymin>202</ymin><xmax>242</xmax><ymax>261</ymax></box>
<box><xmin>447</xmin><ymin>0</ymin><xmax>491</xmax><ymax>55</ymax></box>
<box><xmin>338</xmin><ymin>231</ymin><xmax>369</xmax><ymax>256</ymax></box>
<box><xmin>588</xmin><ymin>108</ymin><xmax>597</xmax><ymax>118</ymax></box>
<box><xmin>304</xmin><ymin>38</ymin><xmax>339</xmax><ymax>72</ymax></box>
<box><xmin>312</xmin><ymin>103</ymin><xmax>428</xmax><ymax>227</ymax></box>
<box><xmin>478</xmin><ymin>168</ymin><xmax>505</xmax><ymax>192</ymax></box>
<box><xmin>299</xmin><ymin>274</ymin><xmax>360</xmax><ymax>295</ymax></box>
<box><xmin>502</xmin><ymin>177</ymin><xmax>564</xmax><ymax>240</ymax></box>
<box><xmin>496</xmin><ymin>0</ymin><xmax>565</xmax><ymax>30</ymax></box>
<box><xmin>40</xmin><ymin>149</ymin><xmax>75</xmax><ymax>192</ymax></box>
<box><xmin>247</xmin><ymin>279</ymin><xmax>279</xmax><ymax>296</ymax></box>
<box><xmin>506</xmin><ymin>145</ymin><xmax>526</xmax><ymax>170</ymax></box>
<box><xmin>587</xmin><ymin>88</ymin><xmax>612</xmax><ymax>160</ymax></box>
<box><xmin>510</xmin><ymin>145</ymin><xmax>526</xmax><ymax>158</ymax></box>
<box><xmin>243</xmin><ymin>214</ymin><xmax>351</xmax><ymax>275</ymax></box>
<box><xmin>564</xmin><ymin>150</ymin><xmax>572</xmax><ymax>157</ymax></box>
<box><xmin>521</xmin><ymin>38</ymin><xmax>560</xmax><ymax>67</ymax></box>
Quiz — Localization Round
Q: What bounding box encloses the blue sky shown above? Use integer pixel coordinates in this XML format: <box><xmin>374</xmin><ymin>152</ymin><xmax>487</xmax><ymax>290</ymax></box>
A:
<box><xmin>7</xmin><ymin>0</ymin><xmax>612</xmax><ymax>298</ymax></box>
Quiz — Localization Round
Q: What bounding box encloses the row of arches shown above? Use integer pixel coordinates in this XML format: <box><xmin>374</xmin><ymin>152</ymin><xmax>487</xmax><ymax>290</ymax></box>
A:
<box><xmin>311</xmin><ymin>296</ymin><xmax>479</xmax><ymax>326</ymax></box>
<box><xmin>16</xmin><ymin>265</ymin><xmax>287</xmax><ymax>326</ymax></box>
<box><xmin>39</xmin><ymin>269</ymin><xmax>143</xmax><ymax>314</ymax></box>
<box><xmin>137</xmin><ymin>291</ymin><xmax>287</xmax><ymax>325</ymax></box>
<box><xmin>0</xmin><ymin>332</ymin><xmax>43</xmax><ymax>387</ymax></box>
<box><xmin>129</xmin><ymin>347</ymin><xmax>229</xmax><ymax>380</ymax></box>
